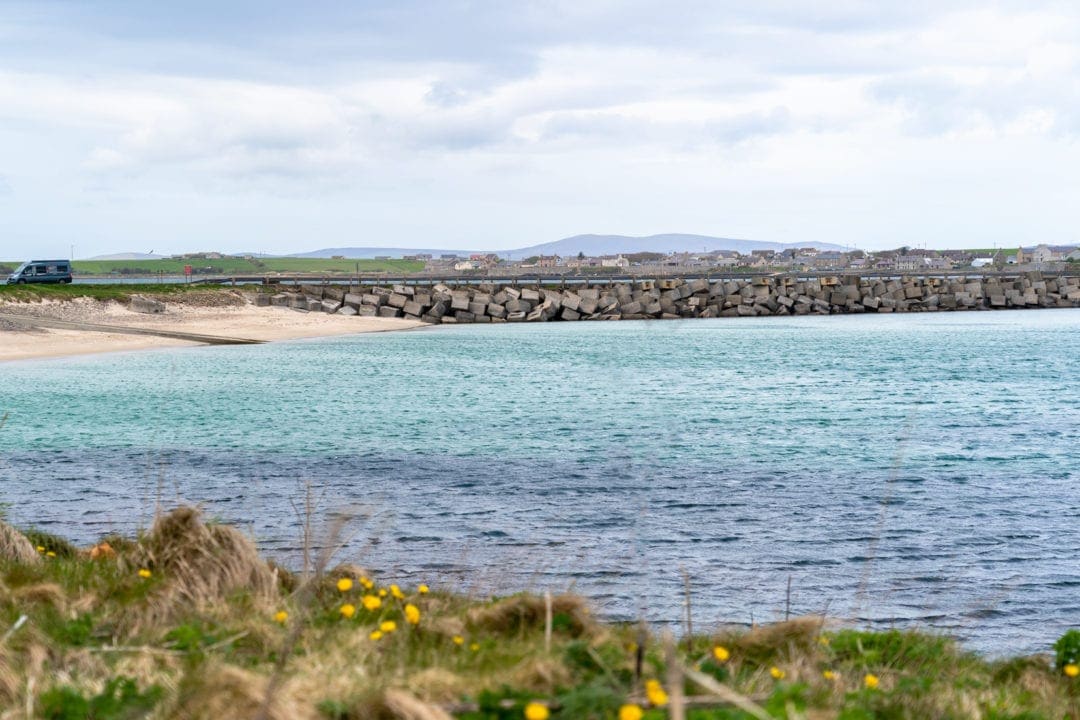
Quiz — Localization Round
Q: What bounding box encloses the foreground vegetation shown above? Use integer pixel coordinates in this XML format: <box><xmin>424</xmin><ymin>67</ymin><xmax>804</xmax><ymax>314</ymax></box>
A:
<box><xmin>0</xmin><ymin>508</ymin><xmax>1076</xmax><ymax>719</ymax></box>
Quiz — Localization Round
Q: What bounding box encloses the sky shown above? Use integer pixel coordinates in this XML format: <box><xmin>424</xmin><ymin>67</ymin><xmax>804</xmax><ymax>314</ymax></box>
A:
<box><xmin>2</xmin><ymin>1</ymin><xmax>1080</xmax><ymax>258</ymax></box>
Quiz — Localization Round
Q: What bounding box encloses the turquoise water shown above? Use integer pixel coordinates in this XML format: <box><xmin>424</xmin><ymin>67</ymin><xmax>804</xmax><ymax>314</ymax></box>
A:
<box><xmin>2</xmin><ymin>310</ymin><xmax>1079</xmax><ymax>653</ymax></box>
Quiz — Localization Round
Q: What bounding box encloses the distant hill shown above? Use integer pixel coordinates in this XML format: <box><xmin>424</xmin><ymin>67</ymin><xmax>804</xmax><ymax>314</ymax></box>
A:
<box><xmin>292</xmin><ymin>234</ymin><xmax>848</xmax><ymax>260</ymax></box>
<box><xmin>504</xmin><ymin>234</ymin><xmax>849</xmax><ymax>260</ymax></box>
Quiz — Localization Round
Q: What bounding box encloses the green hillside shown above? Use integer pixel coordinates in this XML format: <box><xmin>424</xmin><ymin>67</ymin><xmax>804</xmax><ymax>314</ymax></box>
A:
<box><xmin>44</xmin><ymin>257</ymin><xmax>425</xmax><ymax>275</ymax></box>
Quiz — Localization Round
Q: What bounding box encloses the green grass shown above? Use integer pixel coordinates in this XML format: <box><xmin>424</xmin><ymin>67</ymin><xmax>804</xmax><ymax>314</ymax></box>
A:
<box><xmin>0</xmin><ymin>511</ymin><xmax>1076</xmax><ymax>719</ymax></box>
<box><xmin>59</xmin><ymin>257</ymin><xmax>425</xmax><ymax>275</ymax></box>
<box><xmin>0</xmin><ymin>282</ymin><xmax>233</xmax><ymax>303</ymax></box>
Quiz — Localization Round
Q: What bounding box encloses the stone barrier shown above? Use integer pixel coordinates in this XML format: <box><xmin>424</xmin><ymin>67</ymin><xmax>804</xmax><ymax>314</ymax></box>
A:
<box><xmin>272</xmin><ymin>273</ymin><xmax>1080</xmax><ymax>324</ymax></box>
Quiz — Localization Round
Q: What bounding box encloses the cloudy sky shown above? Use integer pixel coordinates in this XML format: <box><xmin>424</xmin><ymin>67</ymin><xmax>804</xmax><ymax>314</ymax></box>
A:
<box><xmin>2</xmin><ymin>1</ymin><xmax>1080</xmax><ymax>258</ymax></box>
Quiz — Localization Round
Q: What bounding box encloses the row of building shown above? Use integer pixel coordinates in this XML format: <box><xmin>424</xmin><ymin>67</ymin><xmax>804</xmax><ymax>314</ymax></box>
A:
<box><xmin>416</xmin><ymin>245</ymin><xmax>1080</xmax><ymax>273</ymax></box>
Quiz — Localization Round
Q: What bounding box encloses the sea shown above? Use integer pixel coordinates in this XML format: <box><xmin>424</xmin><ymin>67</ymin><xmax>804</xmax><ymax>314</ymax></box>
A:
<box><xmin>2</xmin><ymin>309</ymin><xmax>1078</xmax><ymax>654</ymax></box>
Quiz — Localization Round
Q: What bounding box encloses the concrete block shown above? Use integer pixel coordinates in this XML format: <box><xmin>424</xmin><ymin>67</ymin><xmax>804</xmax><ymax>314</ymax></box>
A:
<box><xmin>378</xmin><ymin>306</ymin><xmax>402</xmax><ymax>318</ymax></box>
<box><xmin>521</xmin><ymin>288</ymin><xmax>540</xmax><ymax>302</ymax></box>
<box><xmin>504</xmin><ymin>298</ymin><xmax>531</xmax><ymax>313</ymax></box>
<box><xmin>487</xmin><ymin>303</ymin><xmax>506</xmax><ymax>318</ymax></box>
<box><xmin>404</xmin><ymin>301</ymin><xmax>424</xmax><ymax>316</ymax></box>
<box><xmin>357</xmin><ymin>305</ymin><xmax>377</xmax><ymax>317</ymax></box>
<box><xmin>468</xmin><ymin>301</ymin><xmax>487</xmax><ymax>316</ymax></box>
<box><xmin>131</xmin><ymin>296</ymin><xmax>165</xmax><ymax>314</ymax></box>
<box><xmin>270</xmin><ymin>294</ymin><xmax>290</xmax><ymax>307</ymax></box>
<box><xmin>450</xmin><ymin>293</ymin><xmax>470</xmax><ymax>311</ymax></box>
<box><xmin>361</xmin><ymin>293</ymin><xmax>383</xmax><ymax>306</ymax></box>
<box><xmin>322</xmin><ymin>300</ymin><xmax>342</xmax><ymax>313</ymax></box>
<box><xmin>254</xmin><ymin>294</ymin><xmax>271</xmax><ymax>307</ymax></box>
<box><xmin>337</xmin><ymin>305</ymin><xmax>358</xmax><ymax>316</ymax></box>
<box><xmin>560</xmin><ymin>308</ymin><xmax>581</xmax><ymax>321</ymax></box>
<box><xmin>454</xmin><ymin>310</ymin><xmax>475</xmax><ymax>322</ymax></box>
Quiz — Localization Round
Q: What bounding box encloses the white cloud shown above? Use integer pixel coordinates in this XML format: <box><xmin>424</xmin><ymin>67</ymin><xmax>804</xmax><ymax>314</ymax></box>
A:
<box><xmin>2</xmin><ymin>2</ymin><xmax>1080</xmax><ymax>255</ymax></box>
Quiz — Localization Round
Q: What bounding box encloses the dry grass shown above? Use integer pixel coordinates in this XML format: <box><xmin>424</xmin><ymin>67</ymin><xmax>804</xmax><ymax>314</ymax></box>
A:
<box><xmin>467</xmin><ymin>593</ymin><xmax>594</xmax><ymax>638</ymax></box>
<box><xmin>172</xmin><ymin>662</ymin><xmax>317</xmax><ymax>720</ymax></box>
<box><xmin>716</xmin><ymin>615</ymin><xmax>826</xmax><ymax>666</ymax></box>
<box><xmin>0</xmin><ymin>520</ymin><xmax>42</xmax><ymax>565</ymax></box>
<box><xmin>120</xmin><ymin>507</ymin><xmax>280</xmax><ymax>632</ymax></box>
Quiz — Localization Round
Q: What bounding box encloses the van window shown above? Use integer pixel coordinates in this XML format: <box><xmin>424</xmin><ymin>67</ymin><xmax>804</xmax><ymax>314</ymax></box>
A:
<box><xmin>58</xmin><ymin>265</ymin><xmax>69</xmax><ymax>273</ymax></box>
<box><xmin>34</xmin><ymin>265</ymin><xmax>47</xmax><ymax>275</ymax></box>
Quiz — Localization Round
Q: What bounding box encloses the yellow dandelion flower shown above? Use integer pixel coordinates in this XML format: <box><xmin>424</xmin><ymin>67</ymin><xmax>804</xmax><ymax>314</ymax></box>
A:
<box><xmin>273</xmin><ymin>610</ymin><xmax>288</xmax><ymax>624</ymax></box>
<box><xmin>864</xmin><ymin>674</ymin><xmax>880</xmax><ymax>689</ymax></box>
<box><xmin>418</xmin><ymin>584</ymin><xmax>429</xmax><ymax>594</ymax></box>
<box><xmin>645</xmin><ymin>679</ymin><xmax>668</xmax><ymax>707</ymax></box>
<box><xmin>360</xmin><ymin>576</ymin><xmax>374</xmax><ymax>590</ymax></box>
<box><xmin>336</xmin><ymin>577</ymin><xmax>353</xmax><ymax>592</ymax></box>
<box><xmin>823</xmin><ymin>670</ymin><xmax>838</xmax><ymax>681</ymax></box>
<box><xmin>369</xmin><ymin>630</ymin><xmax>383</xmax><ymax>641</ymax></box>
<box><xmin>36</xmin><ymin>546</ymin><xmax>45</xmax><ymax>552</ymax></box>
<box><xmin>523</xmin><ymin>702</ymin><xmax>549</xmax><ymax>720</ymax></box>
<box><xmin>470</xmin><ymin>642</ymin><xmax>480</xmax><ymax>652</ymax></box>
<box><xmin>818</xmin><ymin>635</ymin><xmax>830</xmax><ymax>646</ymax></box>
<box><xmin>380</xmin><ymin>620</ymin><xmax>397</xmax><ymax>633</ymax></box>
<box><xmin>1064</xmin><ymin>664</ymin><xmax>1078</xmax><ymax>678</ymax></box>
<box><xmin>453</xmin><ymin>635</ymin><xmax>465</xmax><ymax>646</ymax></box>
<box><xmin>770</xmin><ymin>667</ymin><xmax>785</xmax><ymax>680</ymax></box>
<box><xmin>618</xmin><ymin>704</ymin><xmax>644</xmax><ymax>720</ymax></box>
<box><xmin>378</xmin><ymin>588</ymin><xmax>388</xmax><ymax>598</ymax></box>
<box><xmin>361</xmin><ymin>594</ymin><xmax>382</xmax><ymax>611</ymax></box>
<box><xmin>712</xmin><ymin>645</ymin><xmax>730</xmax><ymax>662</ymax></box>
<box><xmin>390</xmin><ymin>584</ymin><xmax>405</xmax><ymax>600</ymax></box>
<box><xmin>339</xmin><ymin>603</ymin><xmax>356</xmax><ymax>619</ymax></box>
<box><xmin>138</xmin><ymin>568</ymin><xmax>152</xmax><ymax>579</ymax></box>
<box><xmin>404</xmin><ymin>603</ymin><xmax>421</xmax><ymax>625</ymax></box>
<box><xmin>45</xmin><ymin>551</ymin><xmax>56</xmax><ymax>558</ymax></box>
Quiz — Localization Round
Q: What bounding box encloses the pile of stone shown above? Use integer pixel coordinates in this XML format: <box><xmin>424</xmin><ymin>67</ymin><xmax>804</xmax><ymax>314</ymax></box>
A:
<box><xmin>256</xmin><ymin>273</ymin><xmax>1080</xmax><ymax>323</ymax></box>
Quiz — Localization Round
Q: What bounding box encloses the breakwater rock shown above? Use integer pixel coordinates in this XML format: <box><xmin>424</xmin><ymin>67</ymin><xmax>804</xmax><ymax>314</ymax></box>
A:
<box><xmin>263</xmin><ymin>273</ymin><xmax>1080</xmax><ymax>323</ymax></box>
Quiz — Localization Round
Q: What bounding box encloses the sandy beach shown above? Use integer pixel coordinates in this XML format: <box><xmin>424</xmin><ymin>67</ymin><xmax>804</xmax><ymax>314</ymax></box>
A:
<box><xmin>0</xmin><ymin>294</ymin><xmax>425</xmax><ymax>362</ymax></box>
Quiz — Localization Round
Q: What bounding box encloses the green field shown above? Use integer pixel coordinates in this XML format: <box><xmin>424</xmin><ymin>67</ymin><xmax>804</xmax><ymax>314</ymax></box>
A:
<box><xmin>0</xmin><ymin>257</ymin><xmax>425</xmax><ymax>276</ymax></box>
<box><xmin>0</xmin><ymin>283</ymin><xmax>236</xmax><ymax>303</ymax></box>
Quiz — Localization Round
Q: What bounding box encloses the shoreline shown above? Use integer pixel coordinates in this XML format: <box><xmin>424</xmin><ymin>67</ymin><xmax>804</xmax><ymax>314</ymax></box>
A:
<box><xmin>0</xmin><ymin>298</ymin><xmax>425</xmax><ymax>363</ymax></box>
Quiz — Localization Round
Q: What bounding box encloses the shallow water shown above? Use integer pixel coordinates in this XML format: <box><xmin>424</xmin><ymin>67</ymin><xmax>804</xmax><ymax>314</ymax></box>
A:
<box><xmin>2</xmin><ymin>309</ymin><xmax>1078</xmax><ymax>653</ymax></box>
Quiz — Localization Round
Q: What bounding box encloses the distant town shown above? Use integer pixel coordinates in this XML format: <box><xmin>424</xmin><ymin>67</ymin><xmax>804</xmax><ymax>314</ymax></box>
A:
<box><xmin>172</xmin><ymin>245</ymin><xmax>1078</xmax><ymax>274</ymax></box>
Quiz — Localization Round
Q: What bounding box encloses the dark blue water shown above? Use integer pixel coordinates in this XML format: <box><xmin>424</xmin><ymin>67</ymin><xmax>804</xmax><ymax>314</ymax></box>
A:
<box><xmin>1</xmin><ymin>310</ymin><xmax>1078</xmax><ymax>653</ymax></box>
